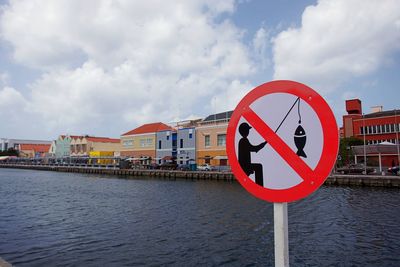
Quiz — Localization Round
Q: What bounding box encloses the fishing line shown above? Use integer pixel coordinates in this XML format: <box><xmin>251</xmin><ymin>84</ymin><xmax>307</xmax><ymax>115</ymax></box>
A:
<box><xmin>274</xmin><ymin>97</ymin><xmax>300</xmax><ymax>133</ymax></box>
<box><xmin>297</xmin><ymin>98</ymin><xmax>302</xmax><ymax>124</ymax></box>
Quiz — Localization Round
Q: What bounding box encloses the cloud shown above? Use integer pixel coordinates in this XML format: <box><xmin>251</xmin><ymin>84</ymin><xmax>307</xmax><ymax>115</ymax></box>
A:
<box><xmin>0</xmin><ymin>0</ymin><xmax>257</xmax><ymax>138</ymax></box>
<box><xmin>272</xmin><ymin>0</ymin><xmax>400</xmax><ymax>92</ymax></box>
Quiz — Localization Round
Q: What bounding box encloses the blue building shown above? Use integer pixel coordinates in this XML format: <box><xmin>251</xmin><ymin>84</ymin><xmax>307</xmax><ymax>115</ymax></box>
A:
<box><xmin>177</xmin><ymin>127</ymin><xmax>196</xmax><ymax>166</ymax></box>
<box><xmin>156</xmin><ymin>130</ymin><xmax>177</xmax><ymax>164</ymax></box>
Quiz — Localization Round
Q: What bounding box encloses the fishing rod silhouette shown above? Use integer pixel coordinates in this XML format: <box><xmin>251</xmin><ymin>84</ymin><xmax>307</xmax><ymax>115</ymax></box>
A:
<box><xmin>273</xmin><ymin>97</ymin><xmax>307</xmax><ymax>158</ymax></box>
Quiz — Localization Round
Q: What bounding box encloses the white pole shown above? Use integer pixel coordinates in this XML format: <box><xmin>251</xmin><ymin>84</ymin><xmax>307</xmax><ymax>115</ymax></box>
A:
<box><xmin>363</xmin><ymin>113</ymin><xmax>367</xmax><ymax>174</ymax></box>
<box><xmin>274</xmin><ymin>202</ymin><xmax>289</xmax><ymax>267</ymax></box>
<box><xmin>395</xmin><ymin>109</ymin><xmax>399</xmax><ymax>165</ymax></box>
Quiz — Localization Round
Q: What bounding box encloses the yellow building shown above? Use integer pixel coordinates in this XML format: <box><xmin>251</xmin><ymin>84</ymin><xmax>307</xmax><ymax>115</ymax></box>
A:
<box><xmin>120</xmin><ymin>122</ymin><xmax>172</xmax><ymax>164</ymax></box>
<box><xmin>89</xmin><ymin>151</ymin><xmax>115</xmax><ymax>165</ymax></box>
<box><xmin>196</xmin><ymin>111</ymin><xmax>232</xmax><ymax>167</ymax></box>
<box><xmin>70</xmin><ymin>136</ymin><xmax>121</xmax><ymax>157</ymax></box>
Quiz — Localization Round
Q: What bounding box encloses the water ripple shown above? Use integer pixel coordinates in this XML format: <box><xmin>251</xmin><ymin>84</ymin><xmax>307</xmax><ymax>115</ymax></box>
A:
<box><xmin>0</xmin><ymin>169</ymin><xmax>399</xmax><ymax>266</ymax></box>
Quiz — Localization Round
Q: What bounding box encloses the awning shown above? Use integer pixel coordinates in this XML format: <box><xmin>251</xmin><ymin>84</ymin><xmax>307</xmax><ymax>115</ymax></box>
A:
<box><xmin>162</xmin><ymin>156</ymin><xmax>176</xmax><ymax>161</ymax></box>
<box><xmin>126</xmin><ymin>157</ymin><xmax>141</xmax><ymax>161</ymax></box>
<box><xmin>214</xmin><ymin>155</ymin><xmax>228</xmax><ymax>160</ymax></box>
<box><xmin>0</xmin><ymin>156</ymin><xmax>9</xmax><ymax>161</ymax></box>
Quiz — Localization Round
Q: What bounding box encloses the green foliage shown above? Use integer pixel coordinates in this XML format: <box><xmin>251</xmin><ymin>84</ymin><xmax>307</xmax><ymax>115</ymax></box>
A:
<box><xmin>338</xmin><ymin>137</ymin><xmax>364</xmax><ymax>167</ymax></box>
<box><xmin>0</xmin><ymin>148</ymin><xmax>19</xmax><ymax>156</ymax></box>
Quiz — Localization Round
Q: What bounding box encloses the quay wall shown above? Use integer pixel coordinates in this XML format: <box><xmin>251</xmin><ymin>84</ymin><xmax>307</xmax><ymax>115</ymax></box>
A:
<box><xmin>1</xmin><ymin>164</ymin><xmax>399</xmax><ymax>187</ymax></box>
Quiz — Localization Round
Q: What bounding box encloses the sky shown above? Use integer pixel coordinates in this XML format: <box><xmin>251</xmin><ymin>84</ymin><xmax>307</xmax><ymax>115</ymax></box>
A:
<box><xmin>0</xmin><ymin>0</ymin><xmax>399</xmax><ymax>140</ymax></box>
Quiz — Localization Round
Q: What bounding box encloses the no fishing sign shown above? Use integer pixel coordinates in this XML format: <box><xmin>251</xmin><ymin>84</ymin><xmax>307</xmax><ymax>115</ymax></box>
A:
<box><xmin>226</xmin><ymin>80</ymin><xmax>339</xmax><ymax>266</ymax></box>
<box><xmin>226</xmin><ymin>80</ymin><xmax>339</xmax><ymax>202</ymax></box>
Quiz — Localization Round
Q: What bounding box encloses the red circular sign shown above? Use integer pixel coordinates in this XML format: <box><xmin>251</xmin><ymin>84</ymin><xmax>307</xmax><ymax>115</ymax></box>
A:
<box><xmin>226</xmin><ymin>80</ymin><xmax>338</xmax><ymax>203</ymax></box>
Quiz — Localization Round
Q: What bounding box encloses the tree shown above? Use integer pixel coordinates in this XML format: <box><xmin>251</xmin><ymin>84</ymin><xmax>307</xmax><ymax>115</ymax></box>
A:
<box><xmin>338</xmin><ymin>137</ymin><xmax>363</xmax><ymax>167</ymax></box>
<box><xmin>0</xmin><ymin>148</ymin><xmax>19</xmax><ymax>157</ymax></box>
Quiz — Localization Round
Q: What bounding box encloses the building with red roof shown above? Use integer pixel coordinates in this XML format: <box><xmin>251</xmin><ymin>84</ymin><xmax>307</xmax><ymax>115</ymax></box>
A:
<box><xmin>342</xmin><ymin>99</ymin><xmax>400</xmax><ymax>168</ymax></box>
<box><xmin>120</xmin><ymin>122</ymin><xmax>173</xmax><ymax>163</ymax></box>
<box><xmin>19</xmin><ymin>144</ymin><xmax>51</xmax><ymax>158</ymax></box>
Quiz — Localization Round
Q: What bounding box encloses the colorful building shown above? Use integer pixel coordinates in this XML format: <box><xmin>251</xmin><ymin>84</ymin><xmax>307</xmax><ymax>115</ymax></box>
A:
<box><xmin>196</xmin><ymin>111</ymin><xmax>232</xmax><ymax>169</ymax></box>
<box><xmin>19</xmin><ymin>144</ymin><xmax>51</xmax><ymax>158</ymax></box>
<box><xmin>176</xmin><ymin>120</ymin><xmax>199</xmax><ymax>166</ymax></box>
<box><xmin>156</xmin><ymin>129</ymin><xmax>177</xmax><ymax>164</ymax></box>
<box><xmin>0</xmin><ymin>138</ymin><xmax>51</xmax><ymax>152</ymax></box>
<box><xmin>121</xmin><ymin>122</ymin><xmax>172</xmax><ymax>164</ymax></box>
<box><xmin>342</xmin><ymin>99</ymin><xmax>400</xmax><ymax>167</ymax></box>
<box><xmin>54</xmin><ymin>135</ymin><xmax>80</xmax><ymax>157</ymax></box>
<box><xmin>70</xmin><ymin>136</ymin><xmax>121</xmax><ymax>157</ymax></box>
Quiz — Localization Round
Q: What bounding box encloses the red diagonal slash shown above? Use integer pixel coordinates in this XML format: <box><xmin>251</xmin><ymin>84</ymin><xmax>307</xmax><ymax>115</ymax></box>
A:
<box><xmin>242</xmin><ymin>107</ymin><xmax>315</xmax><ymax>183</ymax></box>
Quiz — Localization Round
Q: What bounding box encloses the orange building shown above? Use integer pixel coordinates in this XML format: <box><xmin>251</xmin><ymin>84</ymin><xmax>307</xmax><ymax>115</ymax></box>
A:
<box><xmin>196</xmin><ymin>111</ymin><xmax>232</xmax><ymax>168</ymax></box>
<box><xmin>19</xmin><ymin>144</ymin><xmax>51</xmax><ymax>158</ymax></box>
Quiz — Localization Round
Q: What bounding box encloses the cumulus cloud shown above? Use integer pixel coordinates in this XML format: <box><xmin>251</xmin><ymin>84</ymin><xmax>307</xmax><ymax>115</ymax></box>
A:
<box><xmin>272</xmin><ymin>0</ymin><xmax>400</xmax><ymax>92</ymax></box>
<box><xmin>0</xmin><ymin>0</ymin><xmax>256</xmax><ymax>138</ymax></box>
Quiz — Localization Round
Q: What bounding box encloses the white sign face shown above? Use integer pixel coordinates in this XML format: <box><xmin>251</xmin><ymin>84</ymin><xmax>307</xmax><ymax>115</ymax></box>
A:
<box><xmin>234</xmin><ymin>93</ymin><xmax>324</xmax><ymax>189</ymax></box>
<box><xmin>226</xmin><ymin>80</ymin><xmax>339</xmax><ymax>203</ymax></box>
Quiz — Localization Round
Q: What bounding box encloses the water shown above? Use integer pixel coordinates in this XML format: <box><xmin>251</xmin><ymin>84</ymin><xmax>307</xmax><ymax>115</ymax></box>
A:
<box><xmin>0</xmin><ymin>168</ymin><xmax>399</xmax><ymax>266</ymax></box>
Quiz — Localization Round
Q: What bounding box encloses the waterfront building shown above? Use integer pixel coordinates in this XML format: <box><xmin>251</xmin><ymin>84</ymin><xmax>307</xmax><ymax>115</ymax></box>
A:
<box><xmin>54</xmin><ymin>135</ymin><xmax>81</xmax><ymax>157</ymax></box>
<box><xmin>176</xmin><ymin>120</ymin><xmax>199</xmax><ymax>166</ymax></box>
<box><xmin>19</xmin><ymin>144</ymin><xmax>51</xmax><ymax>158</ymax></box>
<box><xmin>156</xmin><ymin>129</ymin><xmax>177</xmax><ymax>165</ymax></box>
<box><xmin>0</xmin><ymin>138</ymin><xmax>51</xmax><ymax>152</ymax></box>
<box><xmin>70</xmin><ymin>136</ymin><xmax>121</xmax><ymax>157</ymax></box>
<box><xmin>121</xmin><ymin>122</ymin><xmax>172</xmax><ymax>164</ymax></box>
<box><xmin>196</xmin><ymin>111</ymin><xmax>232</xmax><ymax>169</ymax></box>
<box><xmin>342</xmin><ymin>99</ymin><xmax>400</xmax><ymax>167</ymax></box>
<box><xmin>48</xmin><ymin>141</ymin><xmax>57</xmax><ymax>157</ymax></box>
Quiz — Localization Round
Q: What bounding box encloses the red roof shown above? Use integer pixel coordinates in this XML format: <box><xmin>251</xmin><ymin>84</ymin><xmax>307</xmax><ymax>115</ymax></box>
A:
<box><xmin>20</xmin><ymin>144</ymin><xmax>51</xmax><ymax>153</ymax></box>
<box><xmin>86</xmin><ymin>137</ymin><xmax>120</xmax><ymax>143</ymax></box>
<box><xmin>122</xmin><ymin>122</ymin><xmax>173</xmax><ymax>136</ymax></box>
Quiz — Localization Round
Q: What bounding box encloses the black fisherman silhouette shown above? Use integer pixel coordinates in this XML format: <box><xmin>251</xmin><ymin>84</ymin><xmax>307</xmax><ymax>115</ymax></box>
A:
<box><xmin>238</xmin><ymin>122</ymin><xmax>267</xmax><ymax>187</ymax></box>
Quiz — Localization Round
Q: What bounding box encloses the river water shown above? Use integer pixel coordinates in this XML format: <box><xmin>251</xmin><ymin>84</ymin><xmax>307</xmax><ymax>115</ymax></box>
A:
<box><xmin>0</xmin><ymin>168</ymin><xmax>399</xmax><ymax>266</ymax></box>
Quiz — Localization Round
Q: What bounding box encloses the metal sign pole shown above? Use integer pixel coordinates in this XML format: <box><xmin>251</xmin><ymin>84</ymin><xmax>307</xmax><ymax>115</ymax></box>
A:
<box><xmin>274</xmin><ymin>202</ymin><xmax>289</xmax><ymax>267</ymax></box>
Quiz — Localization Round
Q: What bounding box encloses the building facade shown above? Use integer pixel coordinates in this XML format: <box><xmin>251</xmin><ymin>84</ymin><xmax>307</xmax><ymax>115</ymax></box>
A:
<box><xmin>70</xmin><ymin>136</ymin><xmax>120</xmax><ymax>157</ymax></box>
<box><xmin>156</xmin><ymin>130</ymin><xmax>177</xmax><ymax>164</ymax></box>
<box><xmin>0</xmin><ymin>138</ymin><xmax>51</xmax><ymax>151</ymax></box>
<box><xmin>54</xmin><ymin>135</ymin><xmax>77</xmax><ymax>157</ymax></box>
<box><xmin>343</xmin><ymin>99</ymin><xmax>400</xmax><ymax>145</ymax></box>
<box><xmin>121</xmin><ymin>122</ymin><xmax>172</xmax><ymax>164</ymax></box>
<box><xmin>196</xmin><ymin>111</ymin><xmax>232</xmax><ymax>169</ymax></box>
<box><xmin>177</xmin><ymin>127</ymin><xmax>196</xmax><ymax>165</ymax></box>
<box><xmin>343</xmin><ymin>99</ymin><xmax>400</xmax><ymax>167</ymax></box>
<box><xmin>19</xmin><ymin>144</ymin><xmax>51</xmax><ymax>158</ymax></box>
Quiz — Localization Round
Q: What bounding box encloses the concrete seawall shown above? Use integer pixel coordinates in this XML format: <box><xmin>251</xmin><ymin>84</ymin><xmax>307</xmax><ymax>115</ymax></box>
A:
<box><xmin>1</xmin><ymin>164</ymin><xmax>399</xmax><ymax>187</ymax></box>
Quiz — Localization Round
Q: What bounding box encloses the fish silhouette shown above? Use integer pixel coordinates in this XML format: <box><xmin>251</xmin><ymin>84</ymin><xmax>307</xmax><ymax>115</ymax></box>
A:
<box><xmin>294</xmin><ymin>125</ymin><xmax>307</xmax><ymax>158</ymax></box>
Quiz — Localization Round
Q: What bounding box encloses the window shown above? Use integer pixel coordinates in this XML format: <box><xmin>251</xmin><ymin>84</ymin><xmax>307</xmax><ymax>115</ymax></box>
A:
<box><xmin>140</xmin><ymin>139</ymin><xmax>146</xmax><ymax>147</ymax></box>
<box><xmin>205</xmin><ymin>156</ymin><xmax>211</xmax><ymax>164</ymax></box>
<box><xmin>368</xmin><ymin>126</ymin><xmax>372</xmax><ymax>134</ymax></box>
<box><xmin>377</xmin><ymin>125</ymin><xmax>381</xmax><ymax>133</ymax></box>
<box><xmin>147</xmin><ymin>138</ymin><xmax>152</xmax><ymax>146</ymax></box>
<box><xmin>217</xmin><ymin>134</ymin><xmax>226</xmax><ymax>146</ymax></box>
<box><xmin>372</xmin><ymin>125</ymin><xmax>376</xmax><ymax>134</ymax></box>
<box><xmin>189</xmin><ymin>133</ymin><xmax>193</xmax><ymax>139</ymax></box>
<box><xmin>205</xmin><ymin>135</ymin><xmax>210</xmax><ymax>147</ymax></box>
<box><xmin>158</xmin><ymin>140</ymin><xmax>162</xmax><ymax>149</ymax></box>
<box><xmin>167</xmin><ymin>135</ymin><xmax>170</xmax><ymax>140</ymax></box>
<box><xmin>391</xmin><ymin>124</ymin><xmax>395</xmax><ymax>132</ymax></box>
<box><xmin>382</xmin><ymin>125</ymin><xmax>386</xmax><ymax>133</ymax></box>
<box><xmin>123</xmin><ymin>140</ymin><xmax>133</xmax><ymax>147</ymax></box>
<box><xmin>180</xmin><ymin>139</ymin><xmax>183</xmax><ymax>148</ymax></box>
<box><xmin>360</xmin><ymin>127</ymin><xmax>364</xmax><ymax>135</ymax></box>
